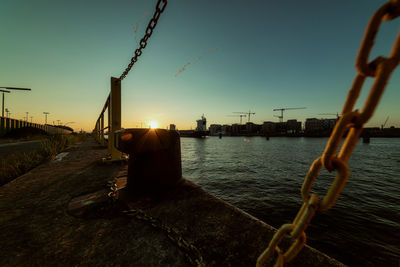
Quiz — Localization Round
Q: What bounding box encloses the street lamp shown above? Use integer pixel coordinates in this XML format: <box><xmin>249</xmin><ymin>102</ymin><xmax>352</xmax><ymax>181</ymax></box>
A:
<box><xmin>43</xmin><ymin>112</ymin><xmax>50</xmax><ymax>125</ymax></box>
<box><xmin>0</xmin><ymin>89</ymin><xmax>10</xmax><ymax>117</ymax></box>
<box><xmin>0</xmin><ymin>87</ymin><xmax>31</xmax><ymax>118</ymax></box>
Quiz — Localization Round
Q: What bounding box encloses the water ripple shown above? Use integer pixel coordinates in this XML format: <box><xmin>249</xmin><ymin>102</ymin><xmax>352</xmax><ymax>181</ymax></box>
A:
<box><xmin>181</xmin><ymin>137</ymin><xmax>400</xmax><ymax>267</ymax></box>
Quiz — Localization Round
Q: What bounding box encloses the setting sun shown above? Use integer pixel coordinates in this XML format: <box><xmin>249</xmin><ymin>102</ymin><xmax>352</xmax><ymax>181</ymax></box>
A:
<box><xmin>149</xmin><ymin>121</ymin><xmax>158</xmax><ymax>129</ymax></box>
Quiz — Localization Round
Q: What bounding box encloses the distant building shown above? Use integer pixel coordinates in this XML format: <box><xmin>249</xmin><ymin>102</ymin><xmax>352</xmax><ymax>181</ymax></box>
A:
<box><xmin>305</xmin><ymin>118</ymin><xmax>323</xmax><ymax>132</ymax></box>
<box><xmin>196</xmin><ymin>115</ymin><xmax>207</xmax><ymax>132</ymax></box>
<box><xmin>221</xmin><ymin>124</ymin><xmax>231</xmax><ymax>135</ymax></box>
<box><xmin>287</xmin><ymin>119</ymin><xmax>302</xmax><ymax>134</ymax></box>
<box><xmin>246</xmin><ymin>122</ymin><xmax>255</xmax><ymax>134</ymax></box>
<box><xmin>209</xmin><ymin>124</ymin><xmax>222</xmax><ymax>136</ymax></box>
<box><xmin>322</xmin><ymin>118</ymin><xmax>337</xmax><ymax>130</ymax></box>
<box><xmin>305</xmin><ymin>118</ymin><xmax>338</xmax><ymax>136</ymax></box>
<box><xmin>275</xmin><ymin>122</ymin><xmax>287</xmax><ymax>134</ymax></box>
<box><xmin>262</xmin><ymin>121</ymin><xmax>276</xmax><ymax>135</ymax></box>
<box><xmin>245</xmin><ymin>122</ymin><xmax>262</xmax><ymax>135</ymax></box>
<box><xmin>231</xmin><ymin>124</ymin><xmax>241</xmax><ymax>136</ymax></box>
<box><xmin>169</xmin><ymin>124</ymin><xmax>176</xmax><ymax>131</ymax></box>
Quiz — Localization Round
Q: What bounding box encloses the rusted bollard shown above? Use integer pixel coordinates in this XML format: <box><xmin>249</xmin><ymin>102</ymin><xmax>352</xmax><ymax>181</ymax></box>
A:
<box><xmin>115</xmin><ymin>128</ymin><xmax>182</xmax><ymax>194</ymax></box>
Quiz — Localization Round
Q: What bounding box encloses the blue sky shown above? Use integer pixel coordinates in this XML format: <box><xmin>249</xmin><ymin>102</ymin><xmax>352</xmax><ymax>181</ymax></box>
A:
<box><xmin>0</xmin><ymin>0</ymin><xmax>399</xmax><ymax>131</ymax></box>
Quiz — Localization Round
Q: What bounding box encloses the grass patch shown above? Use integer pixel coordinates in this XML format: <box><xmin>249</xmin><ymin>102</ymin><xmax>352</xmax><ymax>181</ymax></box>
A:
<box><xmin>0</xmin><ymin>133</ymin><xmax>87</xmax><ymax>186</ymax></box>
<box><xmin>0</xmin><ymin>127</ymin><xmax>48</xmax><ymax>143</ymax></box>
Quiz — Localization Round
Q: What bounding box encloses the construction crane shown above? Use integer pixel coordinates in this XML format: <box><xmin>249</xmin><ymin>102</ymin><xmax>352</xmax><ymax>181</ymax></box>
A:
<box><xmin>227</xmin><ymin>114</ymin><xmax>247</xmax><ymax>124</ymax></box>
<box><xmin>234</xmin><ymin>110</ymin><xmax>255</xmax><ymax>122</ymax></box>
<box><xmin>318</xmin><ymin>112</ymin><xmax>340</xmax><ymax>119</ymax></box>
<box><xmin>273</xmin><ymin>107</ymin><xmax>306</xmax><ymax>122</ymax></box>
<box><xmin>381</xmin><ymin>116</ymin><xmax>389</xmax><ymax>130</ymax></box>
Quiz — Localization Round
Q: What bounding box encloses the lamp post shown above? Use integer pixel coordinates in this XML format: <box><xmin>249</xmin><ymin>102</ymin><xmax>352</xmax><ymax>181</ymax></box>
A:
<box><xmin>26</xmin><ymin>112</ymin><xmax>29</xmax><ymax>122</ymax></box>
<box><xmin>0</xmin><ymin>87</ymin><xmax>31</xmax><ymax>118</ymax></box>
<box><xmin>0</xmin><ymin>89</ymin><xmax>10</xmax><ymax>117</ymax></box>
<box><xmin>43</xmin><ymin>112</ymin><xmax>50</xmax><ymax>125</ymax></box>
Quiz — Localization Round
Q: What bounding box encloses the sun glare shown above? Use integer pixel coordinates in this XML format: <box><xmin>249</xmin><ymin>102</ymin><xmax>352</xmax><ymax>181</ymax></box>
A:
<box><xmin>149</xmin><ymin>121</ymin><xmax>158</xmax><ymax>129</ymax></box>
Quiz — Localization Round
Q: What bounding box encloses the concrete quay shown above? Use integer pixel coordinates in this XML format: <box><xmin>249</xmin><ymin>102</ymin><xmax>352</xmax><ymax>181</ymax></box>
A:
<box><xmin>0</xmin><ymin>137</ymin><xmax>345</xmax><ymax>266</ymax></box>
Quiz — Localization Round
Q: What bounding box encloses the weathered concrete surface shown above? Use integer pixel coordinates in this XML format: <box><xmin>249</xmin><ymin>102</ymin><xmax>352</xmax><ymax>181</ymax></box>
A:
<box><xmin>0</xmin><ymin>137</ymin><xmax>345</xmax><ymax>266</ymax></box>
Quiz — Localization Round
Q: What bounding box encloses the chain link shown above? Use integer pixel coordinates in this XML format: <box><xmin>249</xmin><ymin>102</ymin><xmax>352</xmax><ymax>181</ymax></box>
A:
<box><xmin>106</xmin><ymin>181</ymin><xmax>118</xmax><ymax>200</ymax></box>
<box><xmin>257</xmin><ymin>1</ymin><xmax>400</xmax><ymax>266</ymax></box>
<box><xmin>119</xmin><ymin>0</ymin><xmax>167</xmax><ymax>81</ymax></box>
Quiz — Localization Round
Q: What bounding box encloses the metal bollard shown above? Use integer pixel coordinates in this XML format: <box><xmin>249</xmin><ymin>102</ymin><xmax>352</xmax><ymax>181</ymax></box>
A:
<box><xmin>115</xmin><ymin>128</ymin><xmax>182</xmax><ymax>194</ymax></box>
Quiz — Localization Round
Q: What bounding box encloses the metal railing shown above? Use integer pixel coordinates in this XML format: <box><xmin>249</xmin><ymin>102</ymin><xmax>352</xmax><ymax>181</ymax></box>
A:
<box><xmin>93</xmin><ymin>77</ymin><xmax>123</xmax><ymax>161</ymax></box>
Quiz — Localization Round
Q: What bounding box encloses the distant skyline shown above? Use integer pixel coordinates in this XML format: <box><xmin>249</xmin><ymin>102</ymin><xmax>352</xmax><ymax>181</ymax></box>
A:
<box><xmin>1</xmin><ymin>0</ymin><xmax>399</xmax><ymax>131</ymax></box>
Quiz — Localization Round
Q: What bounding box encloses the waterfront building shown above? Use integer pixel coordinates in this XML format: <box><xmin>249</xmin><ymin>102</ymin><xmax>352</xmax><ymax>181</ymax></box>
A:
<box><xmin>246</xmin><ymin>122</ymin><xmax>255</xmax><ymax>134</ymax></box>
<box><xmin>221</xmin><ymin>124</ymin><xmax>232</xmax><ymax>136</ymax></box>
<box><xmin>287</xmin><ymin>119</ymin><xmax>302</xmax><ymax>134</ymax></box>
<box><xmin>196</xmin><ymin>115</ymin><xmax>207</xmax><ymax>132</ymax></box>
<box><xmin>275</xmin><ymin>122</ymin><xmax>287</xmax><ymax>135</ymax></box>
<box><xmin>262</xmin><ymin>121</ymin><xmax>276</xmax><ymax>135</ymax></box>
<box><xmin>170</xmin><ymin>124</ymin><xmax>176</xmax><ymax>131</ymax></box>
<box><xmin>231</xmin><ymin>124</ymin><xmax>241</xmax><ymax>136</ymax></box>
<box><xmin>305</xmin><ymin>118</ymin><xmax>324</xmax><ymax>132</ymax></box>
<box><xmin>305</xmin><ymin>118</ymin><xmax>338</xmax><ymax>136</ymax></box>
<box><xmin>209</xmin><ymin>124</ymin><xmax>222</xmax><ymax>136</ymax></box>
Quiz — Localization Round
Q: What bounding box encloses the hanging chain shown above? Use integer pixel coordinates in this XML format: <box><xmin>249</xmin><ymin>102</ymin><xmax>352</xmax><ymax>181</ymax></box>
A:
<box><xmin>119</xmin><ymin>0</ymin><xmax>167</xmax><ymax>81</ymax></box>
<box><xmin>257</xmin><ymin>1</ymin><xmax>400</xmax><ymax>266</ymax></box>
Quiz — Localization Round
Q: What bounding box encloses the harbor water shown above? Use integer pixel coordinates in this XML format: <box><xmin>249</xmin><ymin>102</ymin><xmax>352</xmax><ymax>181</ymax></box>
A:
<box><xmin>181</xmin><ymin>137</ymin><xmax>400</xmax><ymax>267</ymax></box>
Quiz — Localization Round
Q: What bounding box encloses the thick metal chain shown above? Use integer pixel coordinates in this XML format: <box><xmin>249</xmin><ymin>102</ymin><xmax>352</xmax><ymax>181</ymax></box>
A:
<box><xmin>122</xmin><ymin>209</ymin><xmax>205</xmax><ymax>267</ymax></box>
<box><xmin>257</xmin><ymin>1</ymin><xmax>400</xmax><ymax>266</ymax></box>
<box><xmin>106</xmin><ymin>182</ymin><xmax>205</xmax><ymax>267</ymax></box>
<box><xmin>119</xmin><ymin>0</ymin><xmax>167</xmax><ymax>81</ymax></box>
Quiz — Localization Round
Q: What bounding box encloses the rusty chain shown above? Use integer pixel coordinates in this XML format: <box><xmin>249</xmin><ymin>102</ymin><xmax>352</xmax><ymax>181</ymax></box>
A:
<box><xmin>106</xmin><ymin>181</ymin><xmax>205</xmax><ymax>267</ymax></box>
<box><xmin>119</xmin><ymin>0</ymin><xmax>167</xmax><ymax>81</ymax></box>
<box><xmin>122</xmin><ymin>209</ymin><xmax>205</xmax><ymax>267</ymax></box>
<box><xmin>257</xmin><ymin>1</ymin><xmax>400</xmax><ymax>266</ymax></box>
